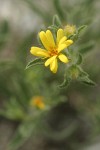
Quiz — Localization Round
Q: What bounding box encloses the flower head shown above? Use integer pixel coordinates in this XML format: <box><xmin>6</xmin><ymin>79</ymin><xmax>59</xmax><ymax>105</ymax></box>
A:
<box><xmin>30</xmin><ymin>29</ymin><xmax>73</xmax><ymax>73</ymax></box>
<box><xmin>64</xmin><ymin>25</ymin><xmax>76</xmax><ymax>36</ymax></box>
<box><xmin>30</xmin><ymin>96</ymin><xmax>45</xmax><ymax>109</ymax></box>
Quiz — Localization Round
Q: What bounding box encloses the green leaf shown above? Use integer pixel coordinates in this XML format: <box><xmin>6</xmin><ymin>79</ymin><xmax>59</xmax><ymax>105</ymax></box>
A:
<box><xmin>48</xmin><ymin>25</ymin><xmax>59</xmax><ymax>30</ymax></box>
<box><xmin>53</xmin><ymin>15</ymin><xmax>62</xmax><ymax>27</ymax></box>
<box><xmin>8</xmin><ymin>119</ymin><xmax>36</xmax><ymax>150</ymax></box>
<box><xmin>77</xmin><ymin>25</ymin><xmax>87</xmax><ymax>35</ymax></box>
<box><xmin>26</xmin><ymin>58</ymin><xmax>44</xmax><ymax>69</ymax></box>
<box><xmin>59</xmin><ymin>65</ymin><xmax>96</xmax><ymax>88</ymax></box>
<box><xmin>0</xmin><ymin>98</ymin><xmax>25</xmax><ymax>121</ymax></box>
<box><xmin>78</xmin><ymin>41</ymin><xmax>95</xmax><ymax>54</ymax></box>
<box><xmin>77</xmin><ymin>67</ymin><xmax>96</xmax><ymax>86</ymax></box>
<box><xmin>58</xmin><ymin>67</ymin><xmax>72</xmax><ymax>88</ymax></box>
<box><xmin>8</xmin><ymin>111</ymin><xmax>44</xmax><ymax>150</ymax></box>
<box><xmin>76</xmin><ymin>53</ymin><xmax>83</xmax><ymax>65</ymax></box>
<box><xmin>71</xmin><ymin>25</ymin><xmax>87</xmax><ymax>42</ymax></box>
<box><xmin>53</xmin><ymin>0</ymin><xmax>66</xmax><ymax>21</ymax></box>
<box><xmin>59</xmin><ymin>76</ymin><xmax>71</xmax><ymax>88</ymax></box>
<box><xmin>78</xmin><ymin>74</ymin><xmax>96</xmax><ymax>86</ymax></box>
<box><xmin>58</xmin><ymin>65</ymin><xmax>81</xmax><ymax>88</ymax></box>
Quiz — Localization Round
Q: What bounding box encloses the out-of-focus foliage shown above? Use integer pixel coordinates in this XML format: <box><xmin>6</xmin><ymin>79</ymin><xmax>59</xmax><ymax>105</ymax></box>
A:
<box><xmin>0</xmin><ymin>20</ymin><xmax>9</xmax><ymax>49</ymax></box>
<box><xmin>0</xmin><ymin>0</ymin><xmax>100</xmax><ymax>150</ymax></box>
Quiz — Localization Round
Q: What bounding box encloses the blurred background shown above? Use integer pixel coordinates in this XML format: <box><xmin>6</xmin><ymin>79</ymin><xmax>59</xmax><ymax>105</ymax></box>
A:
<box><xmin>0</xmin><ymin>0</ymin><xmax>100</xmax><ymax>150</ymax></box>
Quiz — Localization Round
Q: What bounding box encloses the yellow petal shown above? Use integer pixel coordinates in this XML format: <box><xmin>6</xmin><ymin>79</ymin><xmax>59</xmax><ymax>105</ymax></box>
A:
<box><xmin>57</xmin><ymin>29</ymin><xmax>64</xmax><ymax>44</ymax></box>
<box><xmin>65</xmin><ymin>40</ymin><xmax>73</xmax><ymax>47</ymax></box>
<box><xmin>37</xmin><ymin>51</ymin><xmax>50</xmax><ymax>57</ymax></box>
<box><xmin>30</xmin><ymin>47</ymin><xmax>49</xmax><ymax>57</ymax></box>
<box><xmin>46</xmin><ymin>30</ymin><xmax>55</xmax><ymax>47</ymax></box>
<box><xmin>45</xmin><ymin>55</ymin><xmax>57</xmax><ymax>67</ymax></box>
<box><xmin>57</xmin><ymin>44</ymin><xmax>67</xmax><ymax>53</ymax></box>
<box><xmin>39</xmin><ymin>31</ymin><xmax>50</xmax><ymax>50</ymax></box>
<box><xmin>59</xmin><ymin>36</ymin><xmax>67</xmax><ymax>45</ymax></box>
<box><xmin>50</xmin><ymin>58</ymin><xmax>58</xmax><ymax>73</ymax></box>
<box><xmin>58</xmin><ymin>53</ymin><xmax>69</xmax><ymax>63</ymax></box>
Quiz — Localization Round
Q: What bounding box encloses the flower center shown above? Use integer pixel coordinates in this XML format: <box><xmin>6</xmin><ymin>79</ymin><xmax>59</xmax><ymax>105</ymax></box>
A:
<box><xmin>49</xmin><ymin>47</ymin><xmax>58</xmax><ymax>56</ymax></box>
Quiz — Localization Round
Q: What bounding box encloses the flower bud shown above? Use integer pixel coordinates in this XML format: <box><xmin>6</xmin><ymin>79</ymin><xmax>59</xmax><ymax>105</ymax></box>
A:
<box><xmin>64</xmin><ymin>25</ymin><xmax>76</xmax><ymax>36</ymax></box>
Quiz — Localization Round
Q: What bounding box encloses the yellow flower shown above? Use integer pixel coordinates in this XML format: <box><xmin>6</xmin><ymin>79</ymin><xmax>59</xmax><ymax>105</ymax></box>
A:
<box><xmin>30</xmin><ymin>96</ymin><xmax>45</xmax><ymax>109</ymax></box>
<box><xmin>30</xmin><ymin>29</ymin><xmax>73</xmax><ymax>73</ymax></box>
<box><xmin>64</xmin><ymin>25</ymin><xmax>76</xmax><ymax>36</ymax></box>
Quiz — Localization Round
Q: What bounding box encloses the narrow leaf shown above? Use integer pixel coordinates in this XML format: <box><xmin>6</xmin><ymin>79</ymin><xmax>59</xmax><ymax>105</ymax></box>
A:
<box><xmin>78</xmin><ymin>76</ymin><xmax>96</xmax><ymax>86</ymax></box>
<box><xmin>53</xmin><ymin>0</ymin><xmax>65</xmax><ymax>21</ymax></box>
<box><xmin>8</xmin><ymin>119</ymin><xmax>36</xmax><ymax>150</ymax></box>
<box><xmin>77</xmin><ymin>25</ymin><xmax>87</xmax><ymax>35</ymax></box>
<box><xmin>78</xmin><ymin>41</ymin><xmax>95</xmax><ymax>54</ymax></box>
<box><xmin>48</xmin><ymin>25</ymin><xmax>59</xmax><ymax>30</ymax></box>
<box><xmin>26</xmin><ymin>58</ymin><xmax>44</xmax><ymax>69</ymax></box>
<box><xmin>78</xmin><ymin>67</ymin><xmax>96</xmax><ymax>86</ymax></box>
<box><xmin>76</xmin><ymin>53</ymin><xmax>83</xmax><ymax>65</ymax></box>
<box><xmin>71</xmin><ymin>25</ymin><xmax>87</xmax><ymax>42</ymax></box>
<box><xmin>53</xmin><ymin>15</ymin><xmax>62</xmax><ymax>27</ymax></box>
<box><xmin>58</xmin><ymin>69</ymin><xmax>71</xmax><ymax>88</ymax></box>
